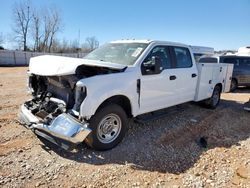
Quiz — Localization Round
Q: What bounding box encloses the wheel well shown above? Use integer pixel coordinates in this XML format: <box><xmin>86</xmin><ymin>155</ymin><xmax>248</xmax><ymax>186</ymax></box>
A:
<box><xmin>232</xmin><ymin>77</ymin><xmax>238</xmax><ymax>84</ymax></box>
<box><xmin>215</xmin><ymin>83</ymin><xmax>222</xmax><ymax>92</ymax></box>
<box><xmin>97</xmin><ymin>95</ymin><xmax>132</xmax><ymax>118</ymax></box>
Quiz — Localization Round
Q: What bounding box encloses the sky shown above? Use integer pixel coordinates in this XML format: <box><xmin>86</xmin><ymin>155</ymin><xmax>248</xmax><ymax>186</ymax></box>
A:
<box><xmin>0</xmin><ymin>0</ymin><xmax>250</xmax><ymax>50</ymax></box>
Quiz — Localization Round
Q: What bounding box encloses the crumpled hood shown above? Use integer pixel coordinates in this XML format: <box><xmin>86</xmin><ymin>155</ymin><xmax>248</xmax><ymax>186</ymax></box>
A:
<box><xmin>29</xmin><ymin>55</ymin><xmax>126</xmax><ymax>76</ymax></box>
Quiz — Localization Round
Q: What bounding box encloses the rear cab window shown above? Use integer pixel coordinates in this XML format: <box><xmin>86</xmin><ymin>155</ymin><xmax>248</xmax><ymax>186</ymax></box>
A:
<box><xmin>199</xmin><ymin>57</ymin><xmax>218</xmax><ymax>63</ymax></box>
<box><xmin>172</xmin><ymin>47</ymin><xmax>193</xmax><ymax>68</ymax></box>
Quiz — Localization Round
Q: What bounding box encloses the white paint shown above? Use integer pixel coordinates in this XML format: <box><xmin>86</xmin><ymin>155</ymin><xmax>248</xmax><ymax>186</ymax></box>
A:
<box><xmin>194</xmin><ymin>63</ymin><xmax>234</xmax><ymax>101</ymax></box>
<box><xmin>190</xmin><ymin>45</ymin><xmax>214</xmax><ymax>55</ymax></box>
<box><xmin>131</xmin><ymin>47</ymin><xmax>143</xmax><ymax>57</ymax></box>
<box><xmin>27</xmin><ymin>40</ymin><xmax>233</xmax><ymax>119</ymax></box>
<box><xmin>139</xmin><ymin>69</ymin><xmax>177</xmax><ymax>114</ymax></box>
<box><xmin>29</xmin><ymin>55</ymin><xmax>126</xmax><ymax>76</ymax></box>
<box><xmin>237</xmin><ymin>47</ymin><xmax>250</xmax><ymax>56</ymax></box>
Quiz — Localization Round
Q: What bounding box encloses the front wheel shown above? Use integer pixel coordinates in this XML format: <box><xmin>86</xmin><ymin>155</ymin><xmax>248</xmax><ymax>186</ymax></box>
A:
<box><xmin>204</xmin><ymin>85</ymin><xmax>221</xmax><ymax>109</ymax></box>
<box><xmin>85</xmin><ymin>104</ymin><xmax>127</xmax><ymax>150</ymax></box>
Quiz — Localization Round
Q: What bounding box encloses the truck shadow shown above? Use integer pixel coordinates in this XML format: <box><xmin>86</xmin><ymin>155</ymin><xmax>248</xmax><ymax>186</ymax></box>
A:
<box><xmin>38</xmin><ymin>90</ymin><xmax>250</xmax><ymax>174</ymax></box>
<box><xmin>232</xmin><ymin>86</ymin><xmax>250</xmax><ymax>93</ymax></box>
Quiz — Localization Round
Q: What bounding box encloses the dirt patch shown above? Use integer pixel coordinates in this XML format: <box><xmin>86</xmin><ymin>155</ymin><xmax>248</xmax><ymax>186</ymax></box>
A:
<box><xmin>159</xmin><ymin>107</ymin><xmax>250</xmax><ymax>149</ymax></box>
<box><xmin>0</xmin><ymin>67</ymin><xmax>250</xmax><ymax>187</ymax></box>
<box><xmin>0</xmin><ymin>138</ymin><xmax>32</xmax><ymax>156</ymax></box>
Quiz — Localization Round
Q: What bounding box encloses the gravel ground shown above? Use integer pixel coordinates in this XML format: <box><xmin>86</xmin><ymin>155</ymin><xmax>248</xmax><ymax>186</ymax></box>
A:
<box><xmin>0</xmin><ymin>67</ymin><xmax>250</xmax><ymax>188</ymax></box>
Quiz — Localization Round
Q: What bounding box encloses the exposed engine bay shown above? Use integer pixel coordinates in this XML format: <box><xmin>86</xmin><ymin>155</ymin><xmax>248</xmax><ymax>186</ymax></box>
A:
<box><xmin>19</xmin><ymin>56</ymin><xmax>127</xmax><ymax>150</ymax></box>
<box><xmin>25</xmin><ymin>65</ymin><xmax>125</xmax><ymax>123</ymax></box>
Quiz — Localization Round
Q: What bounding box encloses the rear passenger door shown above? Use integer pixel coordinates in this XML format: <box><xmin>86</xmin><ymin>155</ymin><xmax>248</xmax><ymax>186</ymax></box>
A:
<box><xmin>169</xmin><ymin>46</ymin><xmax>198</xmax><ymax>103</ymax></box>
<box><xmin>239</xmin><ymin>57</ymin><xmax>250</xmax><ymax>84</ymax></box>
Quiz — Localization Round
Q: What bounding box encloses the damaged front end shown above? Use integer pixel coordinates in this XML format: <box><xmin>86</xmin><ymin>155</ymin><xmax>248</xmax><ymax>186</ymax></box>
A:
<box><xmin>19</xmin><ymin>99</ymin><xmax>91</xmax><ymax>150</ymax></box>
<box><xmin>19</xmin><ymin>104</ymin><xmax>91</xmax><ymax>150</ymax></box>
<box><xmin>19</xmin><ymin>72</ymin><xmax>91</xmax><ymax>150</ymax></box>
<box><xmin>19</xmin><ymin>56</ymin><xmax>126</xmax><ymax>150</ymax></box>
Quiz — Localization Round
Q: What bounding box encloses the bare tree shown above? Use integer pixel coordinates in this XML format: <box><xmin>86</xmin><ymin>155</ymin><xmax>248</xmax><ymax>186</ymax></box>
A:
<box><xmin>31</xmin><ymin>9</ymin><xmax>42</xmax><ymax>51</ymax></box>
<box><xmin>48</xmin><ymin>9</ymin><xmax>61</xmax><ymax>52</ymax></box>
<box><xmin>40</xmin><ymin>12</ymin><xmax>50</xmax><ymax>52</ymax></box>
<box><xmin>54</xmin><ymin>39</ymin><xmax>81</xmax><ymax>53</ymax></box>
<box><xmin>50</xmin><ymin>38</ymin><xmax>61</xmax><ymax>52</ymax></box>
<box><xmin>12</xmin><ymin>1</ymin><xmax>32</xmax><ymax>51</ymax></box>
<box><xmin>38</xmin><ymin>8</ymin><xmax>62</xmax><ymax>52</ymax></box>
<box><xmin>0</xmin><ymin>33</ymin><xmax>4</xmax><ymax>49</ymax></box>
<box><xmin>61</xmin><ymin>38</ymin><xmax>69</xmax><ymax>52</ymax></box>
<box><xmin>0</xmin><ymin>33</ymin><xmax>3</xmax><ymax>46</ymax></box>
<box><xmin>85</xmin><ymin>36</ymin><xmax>99</xmax><ymax>51</ymax></box>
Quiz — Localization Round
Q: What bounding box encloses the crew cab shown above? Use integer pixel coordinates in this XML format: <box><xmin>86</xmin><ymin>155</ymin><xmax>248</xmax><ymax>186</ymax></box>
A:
<box><xmin>19</xmin><ymin>40</ymin><xmax>233</xmax><ymax>150</ymax></box>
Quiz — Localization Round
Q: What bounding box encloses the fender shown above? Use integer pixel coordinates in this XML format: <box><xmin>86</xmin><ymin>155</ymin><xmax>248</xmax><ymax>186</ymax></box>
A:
<box><xmin>77</xmin><ymin>70</ymin><xmax>140</xmax><ymax>119</ymax></box>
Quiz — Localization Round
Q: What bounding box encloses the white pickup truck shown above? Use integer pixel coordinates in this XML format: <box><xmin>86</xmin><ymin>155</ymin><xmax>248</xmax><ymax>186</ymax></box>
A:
<box><xmin>19</xmin><ymin>40</ymin><xmax>233</xmax><ymax>150</ymax></box>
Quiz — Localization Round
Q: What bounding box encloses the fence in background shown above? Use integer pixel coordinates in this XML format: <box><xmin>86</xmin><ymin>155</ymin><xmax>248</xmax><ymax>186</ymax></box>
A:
<box><xmin>0</xmin><ymin>50</ymin><xmax>88</xmax><ymax>66</ymax></box>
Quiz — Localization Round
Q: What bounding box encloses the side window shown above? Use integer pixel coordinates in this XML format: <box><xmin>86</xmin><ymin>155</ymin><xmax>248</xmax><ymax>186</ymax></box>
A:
<box><xmin>222</xmin><ymin>57</ymin><xmax>239</xmax><ymax>66</ymax></box>
<box><xmin>144</xmin><ymin>46</ymin><xmax>171</xmax><ymax>69</ymax></box>
<box><xmin>173</xmin><ymin>47</ymin><xmax>192</xmax><ymax>68</ymax></box>
<box><xmin>240</xmin><ymin>57</ymin><xmax>250</xmax><ymax>68</ymax></box>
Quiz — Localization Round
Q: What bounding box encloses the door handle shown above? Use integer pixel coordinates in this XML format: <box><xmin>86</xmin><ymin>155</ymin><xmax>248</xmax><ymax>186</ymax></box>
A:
<box><xmin>192</xmin><ymin>73</ymin><xmax>197</xmax><ymax>78</ymax></box>
<box><xmin>170</xmin><ymin>75</ymin><xmax>176</xmax><ymax>80</ymax></box>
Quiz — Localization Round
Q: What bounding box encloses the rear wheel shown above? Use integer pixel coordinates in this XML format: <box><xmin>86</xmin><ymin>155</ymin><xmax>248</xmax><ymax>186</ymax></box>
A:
<box><xmin>204</xmin><ymin>85</ymin><xmax>221</xmax><ymax>109</ymax></box>
<box><xmin>230</xmin><ymin>79</ymin><xmax>237</xmax><ymax>92</ymax></box>
<box><xmin>85</xmin><ymin>104</ymin><xmax>127</xmax><ymax>150</ymax></box>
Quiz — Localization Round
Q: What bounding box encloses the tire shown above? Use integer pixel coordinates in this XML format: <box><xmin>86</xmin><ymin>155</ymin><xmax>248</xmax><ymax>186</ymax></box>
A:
<box><xmin>85</xmin><ymin>104</ymin><xmax>127</xmax><ymax>150</ymax></box>
<box><xmin>230</xmin><ymin>79</ymin><xmax>237</xmax><ymax>92</ymax></box>
<box><xmin>204</xmin><ymin>85</ymin><xmax>221</xmax><ymax>109</ymax></box>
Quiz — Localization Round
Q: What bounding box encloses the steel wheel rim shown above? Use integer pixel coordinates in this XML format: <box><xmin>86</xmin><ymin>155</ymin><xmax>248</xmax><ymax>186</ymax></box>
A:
<box><xmin>97</xmin><ymin>113</ymin><xmax>122</xmax><ymax>144</ymax></box>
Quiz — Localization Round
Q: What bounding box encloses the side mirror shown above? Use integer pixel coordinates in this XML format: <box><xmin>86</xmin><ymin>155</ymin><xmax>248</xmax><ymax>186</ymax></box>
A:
<box><xmin>142</xmin><ymin>56</ymin><xmax>163</xmax><ymax>75</ymax></box>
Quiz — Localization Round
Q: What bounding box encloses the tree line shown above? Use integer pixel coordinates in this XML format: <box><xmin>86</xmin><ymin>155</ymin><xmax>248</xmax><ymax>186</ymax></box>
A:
<box><xmin>9</xmin><ymin>0</ymin><xmax>99</xmax><ymax>53</ymax></box>
<box><xmin>0</xmin><ymin>33</ymin><xmax>4</xmax><ymax>49</ymax></box>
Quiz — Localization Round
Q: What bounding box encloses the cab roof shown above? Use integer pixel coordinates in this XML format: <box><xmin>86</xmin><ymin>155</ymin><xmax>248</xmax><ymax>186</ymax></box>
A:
<box><xmin>110</xmin><ymin>39</ymin><xmax>188</xmax><ymax>47</ymax></box>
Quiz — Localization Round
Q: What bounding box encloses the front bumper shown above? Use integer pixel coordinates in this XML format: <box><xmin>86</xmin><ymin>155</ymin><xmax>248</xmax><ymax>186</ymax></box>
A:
<box><xmin>19</xmin><ymin>104</ymin><xmax>91</xmax><ymax>150</ymax></box>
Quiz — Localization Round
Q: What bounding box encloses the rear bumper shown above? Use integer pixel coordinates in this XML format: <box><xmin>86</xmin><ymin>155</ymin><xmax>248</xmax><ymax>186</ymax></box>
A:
<box><xmin>19</xmin><ymin>104</ymin><xmax>91</xmax><ymax>150</ymax></box>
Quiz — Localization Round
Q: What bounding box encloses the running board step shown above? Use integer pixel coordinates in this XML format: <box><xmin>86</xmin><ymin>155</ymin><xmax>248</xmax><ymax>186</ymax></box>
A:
<box><xmin>135</xmin><ymin>105</ymin><xmax>185</xmax><ymax>124</ymax></box>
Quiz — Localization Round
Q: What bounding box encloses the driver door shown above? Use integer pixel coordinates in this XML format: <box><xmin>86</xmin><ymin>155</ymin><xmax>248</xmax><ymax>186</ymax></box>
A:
<box><xmin>139</xmin><ymin>46</ymin><xmax>178</xmax><ymax>114</ymax></box>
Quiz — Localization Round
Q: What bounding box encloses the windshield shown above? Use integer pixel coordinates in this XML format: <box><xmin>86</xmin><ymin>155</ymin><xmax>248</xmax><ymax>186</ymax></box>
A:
<box><xmin>84</xmin><ymin>43</ymin><xmax>148</xmax><ymax>66</ymax></box>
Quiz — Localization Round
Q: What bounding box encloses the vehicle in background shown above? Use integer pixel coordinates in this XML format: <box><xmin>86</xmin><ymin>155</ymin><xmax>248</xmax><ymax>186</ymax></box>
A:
<box><xmin>220</xmin><ymin>55</ymin><xmax>250</xmax><ymax>90</ymax></box>
<box><xmin>199</xmin><ymin>47</ymin><xmax>250</xmax><ymax>91</ymax></box>
<box><xmin>190</xmin><ymin>45</ymin><xmax>214</xmax><ymax>62</ymax></box>
<box><xmin>238</xmin><ymin>46</ymin><xmax>250</xmax><ymax>56</ymax></box>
